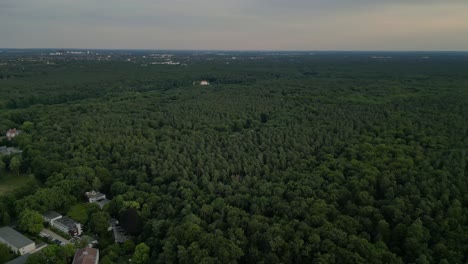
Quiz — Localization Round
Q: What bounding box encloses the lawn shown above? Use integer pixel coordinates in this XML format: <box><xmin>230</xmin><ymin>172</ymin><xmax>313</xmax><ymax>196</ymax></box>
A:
<box><xmin>0</xmin><ymin>170</ymin><xmax>36</xmax><ymax>195</ymax></box>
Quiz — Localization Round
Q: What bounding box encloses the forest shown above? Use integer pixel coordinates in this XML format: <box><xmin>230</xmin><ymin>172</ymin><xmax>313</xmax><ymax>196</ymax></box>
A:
<box><xmin>0</xmin><ymin>51</ymin><xmax>467</xmax><ymax>263</ymax></box>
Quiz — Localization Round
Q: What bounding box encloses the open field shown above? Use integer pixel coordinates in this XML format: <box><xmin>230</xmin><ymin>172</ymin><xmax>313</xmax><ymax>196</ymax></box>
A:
<box><xmin>0</xmin><ymin>170</ymin><xmax>36</xmax><ymax>195</ymax></box>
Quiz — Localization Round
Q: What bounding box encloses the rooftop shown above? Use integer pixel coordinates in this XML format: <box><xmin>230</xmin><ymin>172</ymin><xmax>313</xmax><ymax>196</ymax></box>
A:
<box><xmin>85</xmin><ymin>191</ymin><xmax>106</xmax><ymax>199</ymax></box>
<box><xmin>56</xmin><ymin>216</ymin><xmax>80</xmax><ymax>229</ymax></box>
<box><xmin>72</xmin><ymin>248</ymin><xmax>99</xmax><ymax>264</ymax></box>
<box><xmin>0</xmin><ymin>226</ymin><xmax>35</xmax><ymax>249</ymax></box>
<box><xmin>43</xmin><ymin>211</ymin><xmax>62</xmax><ymax>220</ymax></box>
<box><xmin>96</xmin><ymin>199</ymin><xmax>110</xmax><ymax>209</ymax></box>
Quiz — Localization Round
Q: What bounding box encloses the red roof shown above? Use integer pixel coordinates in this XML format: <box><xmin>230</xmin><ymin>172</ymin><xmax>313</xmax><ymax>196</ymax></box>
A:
<box><xmin>72</xmin><ymin>248</ymin><xmax>99</xmax><ymax>264</ymax></box>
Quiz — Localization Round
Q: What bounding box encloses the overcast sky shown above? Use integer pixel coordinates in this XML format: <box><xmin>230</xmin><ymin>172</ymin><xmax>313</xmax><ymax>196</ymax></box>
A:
<box><xmin>1</xmin><ymin>0</ymin><xmax>468</xmax><ymax>50</ymax></box>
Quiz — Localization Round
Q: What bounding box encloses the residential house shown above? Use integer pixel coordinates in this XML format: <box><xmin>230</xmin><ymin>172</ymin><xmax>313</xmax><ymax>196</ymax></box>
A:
<box><xmin>85</xmin><ymin>191</ymin><xmax>106</xmax><ymax>203</ymax></box>
<box><xmin>200</xmin><ymin>80</ymin><xmax>210</xmax><ymax>86</ymax></box>
<box><xmin>42</xmin><ymin>211</ymin><xmax>62</xmax><ymax>225</ymax></box>
<box><xmin>85</xmin><ymin>190</ymin><xmax>110</xmax><ymax>209</ymax></box>
<box><xmin>6</xmin><ymin>129</ymin><xmax>21</xmax><ymax>140</ymax></box>
<box><xmin>0</xmin><ymin>146</ymin><xmax>22</xmax><ymax>156</ymax></box>
<box><xmin>53</xmin><ymin>216</ymin><xmax>82</xmax><ymax>237</ymax></box>
<box><xmin>0</xmin><ymin>227</ymin><xmax>35</xmax><ymax>255</ymax></box>
<box><xmin>72</xmin><ymin>248</ymin><xmax>99</xmax><ymax>264</ymax></box>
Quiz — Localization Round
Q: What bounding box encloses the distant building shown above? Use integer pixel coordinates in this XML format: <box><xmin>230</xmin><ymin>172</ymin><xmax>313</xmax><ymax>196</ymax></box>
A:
<box><xmin>53</xmin><ymin>216</ymin><xmax>82</xmax><ymax>237</ymax></box>
<box><xmin>200</xmin><ymin>80</ymin><xmax>210</xmax><ymax>86</ymax></box>
<box><xmin>6</xmin><ymin>129</ymin><xmax>21</xmax><ymax>140</ymax></box>
<box><xmin>42</xmin><ymin>211</ymin><xmax>63</xmax><ymax>225</ymax></box>
<box><xmin>72</xmin><ymin>248</ymin><xmax>99</xmax><ymax>264</ymax></box>
<box><xmin>85</xmin><ymin>191</ymin><xmax>106</xmax><ymax>203</ymax></box>
<box><xmin>0</xmin><ymin>146</ymin><xmax>23</xmax><ymax>155</ymax></box>
<box><xmin>0</xmin><ymin>227</ymin><xmax>35</xmax><ymax>255</ymax></box>
<box><xmin>85</xmin><ymin>191</ymin><xmax>110</xmax><ymax>209</ymax></box>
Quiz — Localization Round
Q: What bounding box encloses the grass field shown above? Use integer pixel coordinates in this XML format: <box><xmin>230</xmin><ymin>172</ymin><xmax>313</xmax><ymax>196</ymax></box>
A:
<box><xmin>0</xmin><ymin>170</ymin><xmax>36</xmax><ymax>195</ymax></box>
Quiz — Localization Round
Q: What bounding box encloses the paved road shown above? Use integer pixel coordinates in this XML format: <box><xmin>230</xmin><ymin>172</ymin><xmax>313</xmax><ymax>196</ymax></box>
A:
<box><xmin>41</xmin><ymin>228</ymin><xmax>70</xmax><ymax>245</ymax></box>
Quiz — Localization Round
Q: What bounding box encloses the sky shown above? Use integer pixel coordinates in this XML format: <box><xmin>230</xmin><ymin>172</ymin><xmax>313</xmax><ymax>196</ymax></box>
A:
<box><xmin>1</xmin><ymin>0</ymin><xmax>468</xmax><ymax>50</ymax></box>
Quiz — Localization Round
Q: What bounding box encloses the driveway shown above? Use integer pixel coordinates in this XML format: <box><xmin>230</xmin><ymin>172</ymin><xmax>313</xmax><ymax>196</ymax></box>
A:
<box><xmin>40</xmin><ymin>228</ymin><xmax>70</xmax><ymax>245</ymax></box>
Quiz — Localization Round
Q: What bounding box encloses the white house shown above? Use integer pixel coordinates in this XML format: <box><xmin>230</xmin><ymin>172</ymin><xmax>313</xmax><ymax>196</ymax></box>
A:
<box><xmin>85</xmin><ymin>191</ymin><xmax>106</xmax><ymax>203</ymax></box>
<box><xmin>0</xmin><ymin>227</ymin><xmax>35</xmax><ymax>255</ymax></box>
<box><xmin>5</xmin><ymin>129</ymin><xmax>21</xmax><ymax>140</ymax></box>
<box><xmin>200</xmin><ymin>80</ymin><xmax>210</xmax><ymax>86</ymax></box>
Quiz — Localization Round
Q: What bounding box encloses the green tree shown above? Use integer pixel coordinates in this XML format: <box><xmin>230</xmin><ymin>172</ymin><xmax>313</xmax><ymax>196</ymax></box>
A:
<box><xmin>3</xmin><ymin>211</ymin><xmax>11</xmax><ymax>225</ymax></box>
<box><xmin>92</xmin><ymin>177</ymin><xmax>102</xmax><ymax>191</ymax></box>
<box><xmin>90</xmin><ymin>211</ymin><xmax>110</xmax><ymax>237</ymax></box>
<box><xmin>0</xmin><ymin>159</ymin><xmax>5</xmax><ymax>171</ymax></box>
<box><xmin>133</xmin><ymin>243</ymin><xmax>150</xmax><ymax>264</ymax></box>
<box><xmin>0</xmin><ymin>243</ymin><xmax>13</xmax><ymax>263</ymax></box>
<box><xmin>9</xmin><ymin>156</ymin><xmax>22</xmax><ymax>176</ymax></box>
<box><xmin>26</xmin><ymin>244</ymin><xmax>74</xmax><ymax>264</ymax></box>
<box><xmin>20</xmin><ymin>121</ymin><xmax>34</xmax><ymax>132</ymax></box>
<box><xmin>18</xmin><ymin>209</ymin><xmax>44</xmax><ymax>235</ymax></box>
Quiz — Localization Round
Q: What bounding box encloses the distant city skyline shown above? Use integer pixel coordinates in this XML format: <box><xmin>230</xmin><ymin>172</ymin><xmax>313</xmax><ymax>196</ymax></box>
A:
<box><xmin>1</xmin><ymin>0</ymin><xmax>468</xmax><ymax>51</ymax></box>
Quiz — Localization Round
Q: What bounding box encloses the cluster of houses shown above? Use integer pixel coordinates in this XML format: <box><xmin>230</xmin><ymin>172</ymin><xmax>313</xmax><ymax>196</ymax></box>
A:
<box><xmin>0</xmin><ymin>187</ymin><xmax>128</xmax><ymax>263</ymax></box>
<box><xmin>85</xmin><ymin>190</ymin><xmax>129</xmax><ymax>243</ymax></box>
<box><xmin>0</xmin><ymin>225</ymin><xmax>99</xmax><ymax>264</ymax></box>
<box><xmin>0</xmin><ymin>129</ymin><xmax>23</xmax><ymax>156</ymax></box>
<box><xmin>43</xmin><ymin>211</ymin><xmax>83</xmax><ymax>237</ymax></box>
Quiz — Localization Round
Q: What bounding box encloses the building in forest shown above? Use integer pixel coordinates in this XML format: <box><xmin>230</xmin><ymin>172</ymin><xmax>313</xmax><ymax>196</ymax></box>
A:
<box><xmin>0</xmin><ymin>227</ymin><xmax>35</xmax><ymax>255</ymax></box>
<box><xmin>5</xmin><ymin>129</ymin><xmax>21</xmax><ymax>140</ymax></box>
<box><xmin>200</xmin><ymin>80</ymin><xmax>210</xmax><ymax>86</ymax></box>
<box><xmin>53</xmin><ymin>216</ymin><xmax>82</xmax><ymax>237</ymax></box>
<box><xmin>85</xmin><ymin>191</ymin><xmax>106</xmax><ymax>203</ymax></box>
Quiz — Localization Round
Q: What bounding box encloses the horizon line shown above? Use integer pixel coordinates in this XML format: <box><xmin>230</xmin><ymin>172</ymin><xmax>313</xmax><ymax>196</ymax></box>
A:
<box><xmin>1</xmin><ymin>48</ymin><xmax>468</xmax><ymax>53</ymax></box>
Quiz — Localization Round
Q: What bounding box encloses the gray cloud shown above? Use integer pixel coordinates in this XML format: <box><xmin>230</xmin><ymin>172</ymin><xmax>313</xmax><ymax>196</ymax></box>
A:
<box><xmin>0</xmin><ymin>0</ymin><xmax>467</xmax><ymax>50</ymax></box>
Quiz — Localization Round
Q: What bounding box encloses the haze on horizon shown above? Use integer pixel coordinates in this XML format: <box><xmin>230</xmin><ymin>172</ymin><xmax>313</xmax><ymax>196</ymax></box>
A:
<box><xmin>1</xmin><ymin>0</ymin><xmax>468</xmax><ymax>51</ymax></box>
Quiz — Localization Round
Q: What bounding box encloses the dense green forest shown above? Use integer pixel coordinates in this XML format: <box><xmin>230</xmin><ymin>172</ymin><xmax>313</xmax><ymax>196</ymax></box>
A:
<box><xmin>0</xmin><ymin>52</ymin><xmax>467</xmax><ymax>263</ymax></box>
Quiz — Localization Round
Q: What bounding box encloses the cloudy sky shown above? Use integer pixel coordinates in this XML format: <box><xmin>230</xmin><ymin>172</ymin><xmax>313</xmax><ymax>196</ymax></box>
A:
<box><xmin>1</xmin><ymin>0</ymin><xmax>468</xmax><ymax>50</ymax></box>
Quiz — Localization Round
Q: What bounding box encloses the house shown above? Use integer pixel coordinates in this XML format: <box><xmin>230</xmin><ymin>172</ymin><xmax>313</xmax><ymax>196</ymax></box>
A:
<box><xmin>85</xmin><ymin>191</ymin><xmax>110</xmax><ymax>209</ymax></box>
<box><xmin>72</xmin><ymin>248</ymin><xmax>99</xmax><ymax>264</ymax></box>
<box><xmin>53</xmin><ymin>216</ymin><xmax>82</xmax><ymax>237</ymax></box>
<box><xmin>0</xmin><ymin>146</ymin><xmax>22</xmax><ymax>156</ymax></box>
<box><xmin>85</xmin><ymin>191</ymin><xmax>106</xmax><ymax>203</ymax></box>
<box><xmin>6</xmin><ymin>253</ymin><xmax>31</xmax><ymax>264</ymax></box>
<box><xmin>42</xmin><ymin>211</ymin><xmax>62</xmax><ymax>225</ymax></box>
<box><xmin>200</xmin><ymin>80</ymin><xmax>210</xmax><ymax>86</ymax></box>
<box><xmin>112</xmin><ymin>225</ymin><xmax>129</xmax><ymax>243</ymax></box>
<box><xmin>95</xmin><ymin>199</ymin><xmax>110</xmax><ymax>209</ymax></box>
<box><xmin>0</xmin><ymin>227</ymin><xmax>35</xmax><ymax>255</ymax></box>
<box><xmin>6</xmin><ymin>129</ymin><xmax>21</xmax><ymax>140</ymax></box>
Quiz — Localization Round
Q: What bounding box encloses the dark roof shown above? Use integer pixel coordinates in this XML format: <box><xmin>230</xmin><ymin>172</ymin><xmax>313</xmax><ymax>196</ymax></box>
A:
<box><xmin>0</xmin><ymin>227</ymin><xmax>35</xmax><ymax>249</ymax></box>
<box><xmin>56</xmin><ymin>216</ymin><xmax>80</xmax><ymax>229</ymax></box>
<box><xmin>72</xmin><ymin>248</ymin><xmax>99</xmax><ymax>264</ymax></box>
<box><xmin>6</xmin><ymin>253</ymin><xmax>30</xmax><ymax>264</ymax></box>
<box><xmin>96</xmin><ymin>199</ymin><xmax>110</xmax><ymax>208</ymax></box>
<box><xmin>43</xmin><ymin>211</ymin><xmax>62</xmax><ymax>220</ymax></box>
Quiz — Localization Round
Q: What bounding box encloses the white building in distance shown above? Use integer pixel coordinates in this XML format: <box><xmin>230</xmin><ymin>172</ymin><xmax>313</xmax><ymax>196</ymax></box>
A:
<box><xmin>0</xmin><ymin>226</ymin><xmax>35</xmax><ymax>255</ymax></box>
